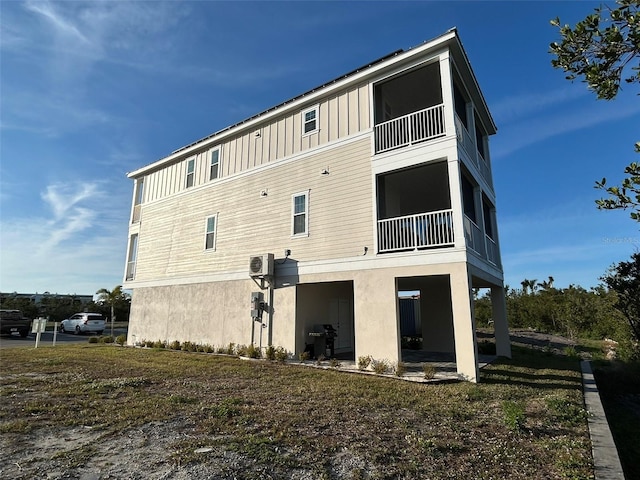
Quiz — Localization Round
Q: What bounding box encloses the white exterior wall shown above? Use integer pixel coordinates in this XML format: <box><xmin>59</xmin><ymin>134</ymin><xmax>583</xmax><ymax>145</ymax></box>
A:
<box><xmin>132</xmin><ymin>136</ymin><xmax>374</xmax><ymax>282</ymax></box>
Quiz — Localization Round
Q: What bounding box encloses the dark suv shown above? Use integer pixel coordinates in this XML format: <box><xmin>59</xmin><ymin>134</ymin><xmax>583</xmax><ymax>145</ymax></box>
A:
<box><xmin>0</xmin><ymin>309</ymin><xmax>32</xmax><ymax>337</ymax></box>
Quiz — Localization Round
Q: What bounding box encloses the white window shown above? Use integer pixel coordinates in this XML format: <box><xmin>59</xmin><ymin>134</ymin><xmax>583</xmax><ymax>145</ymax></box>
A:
<box><xmin>134</xmin><ymin>178</ymin><xmax>144</xmax><ymax>205</ymax></box>
<box><xmin>126</xmin><ymin>234</ymin><xmax>138</xmax><ymax>280</ymax></box>
<box><xmin>291</xmin><ymin>191</ymin><xmax>309</xmax><ymax>236</ymax></box>
<box><xmin>186</xmin><ymin>158</ymin><xmax>195</xmax><ymax>188</ymax></box>
<box><xmin>209</xmin><ymin>147</ymin><xmax>220</xmax><ymax>180</ymax></box>
<box><xmin>302</xmin><ymin>106</ymin><xmax>318</xmax><ymax>135</ymax></box>
<box><xmin>204</xmin><ymin>215</ymin><xmax>217</xmax><ymax>250</ymax></box>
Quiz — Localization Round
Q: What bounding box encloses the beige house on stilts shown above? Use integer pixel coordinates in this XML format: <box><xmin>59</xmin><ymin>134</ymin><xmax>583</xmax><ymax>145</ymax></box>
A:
<box><xmin>123</xmin><ymin>28</ymin><xmax>511</xmax><ymax>382</ymax></box>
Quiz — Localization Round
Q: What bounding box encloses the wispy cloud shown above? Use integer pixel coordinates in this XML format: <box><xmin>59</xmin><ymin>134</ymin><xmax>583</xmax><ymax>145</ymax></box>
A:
<box><xmin>490</xmin><ymin>87</ymin><xmax>588</xmax><ymax>124</ymax></box>
<box><xmin>0</xmin><ymin>180</ymin><xmax>128</xmax><ymax>293</ymax></box>
<box><xmin>492</xmin><ymin>100</ymin><xmax>640</xmax><ymax>159</ymax></box>
<box><xmin>25</xmin><ymin>0</ymin><xmax>91</xmax><ymax>45</ymax></box>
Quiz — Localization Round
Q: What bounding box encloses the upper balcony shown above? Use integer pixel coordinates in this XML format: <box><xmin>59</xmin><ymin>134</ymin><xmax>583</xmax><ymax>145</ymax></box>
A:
<box><xmin>372</xmin><ymin>61</ymin><xmax>493</xmax><ymax>189</ymax></box>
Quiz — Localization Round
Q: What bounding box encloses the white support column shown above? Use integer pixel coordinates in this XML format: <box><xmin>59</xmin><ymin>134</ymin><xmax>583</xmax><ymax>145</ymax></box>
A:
<box><xmin>447</xmin><ymin>160</ymin><xmax>466</xmax><ymax>250</ymax></box>
<box><xmin>491</xmin><ymin>286</ymin><xmax>511</xmax><ymax>358</ymax></box>
<box><xmin>439</xmin><ymin>52</ymin><xmax>456</xmax><ymax>138</ymax></box>
<box><xmin>450</xmin><ymin>266</ymin><xmax>479</xmax><ymax>382</ymax></box>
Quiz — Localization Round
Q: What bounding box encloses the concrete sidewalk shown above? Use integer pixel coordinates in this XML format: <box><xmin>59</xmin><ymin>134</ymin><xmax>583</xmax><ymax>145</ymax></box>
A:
<box><xmin>581</xmin><ymin>360</ymin><xmax>625</xmax><ymax>479</ymax></box>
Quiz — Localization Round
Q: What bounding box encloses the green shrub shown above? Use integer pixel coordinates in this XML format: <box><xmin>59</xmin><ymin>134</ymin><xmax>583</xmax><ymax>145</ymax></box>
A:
<box><xmin>236</xmin><ymin>344</ymin><xmax>248</xmax><ymax>357</ymax></box>
<box><xmin>394</xmin><ymin>362</ymin><xmax>406</xmax><ymax>377</ymax></box>
<box><xmin>423</xmin><ymin>364</ymin><xmax>436</xmax><ymax>380</ymax></box>
<box><xmin>169</xmin><ymin>340</ymin><xmax>181</xmax><ymax>350</ymax></box>
<box><xmin>202</xmin><ymin>344</ymin><xmax>214</xmax><ymax>353</ymax></box>
<box><xmin>371</xmin><ymin>359</ymin><xmax>389</xmax><ymax>375</ymax></box>
<box><xmin>153</xmin><ymin>340</ymin><xmax>166</xmax><ymax>349</ymax></box>
<box><xmin>329</xmin><ymin>358</ymin><xmax>341</xmax><ymax>368</ymax></box>
<box><xmin>564</xmin><ymin>346</ymin><xmax>579</xmax><ymax>358</ymax></box>
<box><xmin>144</xmin><ymin>339</ymin><xmax>155</xmax><ymax>348</ymax></box>
<box><xmin>246</xmin><ymin>344</ymin><xmax>261</xmax><ymax>359</ymax></box>
<box><xmin>225</xmin><ymin>343</ymin><xmax>236</xmax><ymax>355</ymax></box>
<box><xmin>274</xmin><ymin>347</ymin><xmax>288</xmax><ymax>363</ymax></box>
<box><xmin>115</xmin><ymin>334</ymin><xmax>127</xmax><ymax>346</ymax></box>
<box><xmin>101</xmin><ymin>335</ymin><xmax>114</xmax><ymax>344</ymax></box>
<box><xmin>182</xmin><ymin>341</ymin><xmax>197</xmax><ymax>352</ymax></box>
<box><xmin>502</xmin><ymin>400</ymin><xmax>525</xmax><ymax>432</ymax></box>
<box><xmin>88</xmin><ymin>337</ymin><xmax>98</xmax><ymax>344</ymax></box>
<box><xmin>298</xmin><ymin>350</ymin><xmax>310</xmax><ymax>362</ymax></box>
<box><xmin>265</xmin><ymin>345</ymin><xmax>276</xmax><ymax>361</ymax></box>
<box><xmin>357</xmin><ymin>355</ymin><xmax>372</xmax><ymax>371</ymax></box>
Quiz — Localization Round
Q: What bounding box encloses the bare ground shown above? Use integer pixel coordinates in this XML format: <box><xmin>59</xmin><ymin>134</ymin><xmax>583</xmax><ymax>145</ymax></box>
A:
<box><xmin>0</xmin><ymin>332</ymin><xmax>592</xmax><ymax>480</ymax></box>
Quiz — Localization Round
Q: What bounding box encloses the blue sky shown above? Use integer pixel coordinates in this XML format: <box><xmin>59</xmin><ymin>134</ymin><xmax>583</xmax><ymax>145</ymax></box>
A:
<box><xmin>1</xmin><ymin>1</ymin><xmax>638</xmax><ymax>295</ymax></box>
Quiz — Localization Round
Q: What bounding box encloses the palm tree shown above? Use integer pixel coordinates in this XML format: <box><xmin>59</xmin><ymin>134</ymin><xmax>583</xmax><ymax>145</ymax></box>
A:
<box><xmin>95</xmin><ymin>285</ymin><xmax>127</xmax><ymax>337</ymax></box>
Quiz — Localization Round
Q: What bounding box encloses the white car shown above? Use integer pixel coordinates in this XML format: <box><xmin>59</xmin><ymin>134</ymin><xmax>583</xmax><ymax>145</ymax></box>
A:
<box><xmin>60</xmin><ymin>313</ymin><xmax>106</xmax><ymax>335</ymax></box>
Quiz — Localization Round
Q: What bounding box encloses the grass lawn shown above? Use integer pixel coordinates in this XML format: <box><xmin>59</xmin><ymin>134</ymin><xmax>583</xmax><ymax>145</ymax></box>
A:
<box><xmin>0</xmin><ymin>344</ymin><xmax>593</xmax><ymax>479</ymax></box>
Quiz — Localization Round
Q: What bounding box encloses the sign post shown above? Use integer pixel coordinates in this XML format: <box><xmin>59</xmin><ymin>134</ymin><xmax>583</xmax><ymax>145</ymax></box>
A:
<box><xmin>31</xmin><ymin>317</ymin><xmax>47</xmax><ymax>348</ymax></box>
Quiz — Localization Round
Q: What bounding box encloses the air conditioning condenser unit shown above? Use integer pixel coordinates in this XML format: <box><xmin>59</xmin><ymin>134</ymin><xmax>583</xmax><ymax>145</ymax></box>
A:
<box><xmin>249</xmin><ymin>253</ymin><xmax>274</xmax><ymax>277</ymax></box>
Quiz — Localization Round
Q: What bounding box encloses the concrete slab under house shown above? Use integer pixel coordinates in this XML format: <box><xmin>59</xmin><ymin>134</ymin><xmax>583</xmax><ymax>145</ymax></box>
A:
<box><xmin>123</xmin><ymin>28</ymin><xmax>511</xmax><ymax>383</ymax></box>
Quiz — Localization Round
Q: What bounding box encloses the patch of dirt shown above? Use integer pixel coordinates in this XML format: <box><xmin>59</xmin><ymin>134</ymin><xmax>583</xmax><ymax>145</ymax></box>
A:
<box><xmin>0</xmin><ymin>421</ymin><xmax>371</xmax><ymax>480</ymax></box>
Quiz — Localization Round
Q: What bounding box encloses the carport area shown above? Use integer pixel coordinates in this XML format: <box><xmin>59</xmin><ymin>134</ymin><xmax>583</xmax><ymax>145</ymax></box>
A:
<box><xmin>396</xmin><ymin>271</ymin><xmax>510</xmax><ymax>382</ymax></box>
<box><xmin>295</xmin><ymin>281</ymin><xmax>355</xmax><ymax>361</ymax></box>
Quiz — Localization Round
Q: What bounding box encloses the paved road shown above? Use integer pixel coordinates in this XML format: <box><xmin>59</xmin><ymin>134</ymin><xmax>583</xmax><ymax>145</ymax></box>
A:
<box><xmin>0</xmin><ymin>328</ymin><xmax>128</xmax><ymax>349</ymax></box>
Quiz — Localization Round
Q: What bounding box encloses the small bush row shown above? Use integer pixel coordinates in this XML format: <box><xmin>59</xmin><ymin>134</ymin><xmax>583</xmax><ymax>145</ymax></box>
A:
<box><xmin>356</xmin><ymin>355</ymin><xmax>437</xmax><ymax>379</ymax></box>
<box><xmin>133</xmin><ymin>338</ymin><xmax>290</xmax><ymax>361</ymax></box>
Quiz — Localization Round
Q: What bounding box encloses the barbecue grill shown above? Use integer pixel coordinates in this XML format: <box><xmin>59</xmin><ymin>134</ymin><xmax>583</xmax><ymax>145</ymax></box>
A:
<box><xmin>308</xmin><ymin>323</ymin><xmax>338</xmax><ymax>358</ymax></box>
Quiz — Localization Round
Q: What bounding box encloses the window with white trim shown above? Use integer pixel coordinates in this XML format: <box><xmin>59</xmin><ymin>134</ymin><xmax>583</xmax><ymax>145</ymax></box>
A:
<box><xmin>126</xmin><ymin>234</ymin><xmax>138</xmax><ymax>280</ymax></box>
<box><xmin>186</xmin><ymin>158</ymin><xmax>195</xmax><ymax>188</ymax></box>
<box><xmin>209</xmin><ymin>147</ymin><xmax>220</xmax><ymax>180</ymax></box>
<box><xmin>291</xmin><ymin>191</ymin><xmax>309</xmax><ymax>236</ymax></box>
<box><xmin>204</xmin><ymin>215</ymin><xmax>217</xmax><ymax>250</ymax></box>
<box><xmin>302</xmin><ymin>106</ymin><xmax>318</xmax><ymax>135</ymax></box>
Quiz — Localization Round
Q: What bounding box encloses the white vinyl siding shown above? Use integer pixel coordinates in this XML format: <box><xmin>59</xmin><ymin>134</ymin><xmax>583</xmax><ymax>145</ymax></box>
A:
<box><xmin>139</xmin><ymin>83</ymin><xmax>369</xmax><ymax>202</ymax></box>
<box><xmin>131</xmin><ymin>138</ymin><xmax>373</xmax><ymax>281</ymax></box>
<box><xmin>204</xmin><ymin>215</ymin><xmax>217</xmax><ymax>250</ymax></box>
<box><xmin>292</xmin><ymin>191</ymin><xmax>309</xmax><ymax>237</ymax></box>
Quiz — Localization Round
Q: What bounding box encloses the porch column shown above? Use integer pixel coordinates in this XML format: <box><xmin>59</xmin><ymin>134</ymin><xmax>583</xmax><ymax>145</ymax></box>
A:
<box><xmin>447</xmin><ymin>160</ymin><xmax>466</xmax><ymax>250</ymax></box>
<box><xmin>439</xmin><ymin>52</ymin><xmax>455</xmax><ymax>138</ymax></box>
<box><xmin>491</xmin><ymin>286</ymin><xmax>511</xmax><ymax>358</ymax></box>
<box><xmin>450</xmin><ymin>266</ymin><xmax>479</xmax><ymax>382</ymax></box>
<box><xmin>353</xmin><ymin>270</ymin><xmax>400</xmax><ymax>364</ymax></box>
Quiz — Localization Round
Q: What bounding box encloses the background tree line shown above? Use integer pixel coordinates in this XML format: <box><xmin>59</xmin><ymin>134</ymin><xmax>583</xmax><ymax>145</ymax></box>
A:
<box><xmin>475</xmin><ymin>255</ymin><xmax>640</xmax><ymax>361</ymax></box>
<box><xmin>0</xmin><ymin>286</ymin><xmax>131</xmax><ymax>324</ymax></box>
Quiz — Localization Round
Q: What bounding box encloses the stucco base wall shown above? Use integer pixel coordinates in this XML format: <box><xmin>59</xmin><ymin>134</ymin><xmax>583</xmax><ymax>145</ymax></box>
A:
<box><xmin>127</xmin><ymin>280</ymin><xmax>296</xmax><ymax>353</ymax></box>
<box><xmin>128</xmin><ymin>259</ymin><xmax>503</xmax><ymax>382</ymax></box>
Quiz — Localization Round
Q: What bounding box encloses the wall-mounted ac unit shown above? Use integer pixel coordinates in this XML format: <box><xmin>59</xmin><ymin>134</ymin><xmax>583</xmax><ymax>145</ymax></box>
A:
<box><xmin>249</xmin><ymin>253</ymin><xmax>274</xmax><ymax>277</ymax></box>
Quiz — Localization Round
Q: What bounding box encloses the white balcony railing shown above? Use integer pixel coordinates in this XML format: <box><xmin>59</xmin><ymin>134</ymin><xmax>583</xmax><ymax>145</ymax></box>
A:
<box><xmin>377</xmin><ymin>209</ymin><xmax>454</xmax><ymax>253</ymax></box>
<box><xmin>374</xmin><ymin>104</ymin><xmax>446</xmax><ymax>154</ymax></box>
<box><xmin>463</xmin><ymin>215</ymin><xmax>486</xmax><ymax>257</ymax></box>
<box><xmin>455</xmin><ymin>115</ymin><xmax>493</xmax><ymax>189</ymax></box>
<box><xmin>485</xmin><ymin>235</ymin><xmax>499</xmax><ymax>266</ymax></box>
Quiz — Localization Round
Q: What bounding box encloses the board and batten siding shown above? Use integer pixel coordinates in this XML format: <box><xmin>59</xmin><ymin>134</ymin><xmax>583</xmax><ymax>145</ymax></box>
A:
<box><xmin>140</xmin><ymin>83</ymin><xmax>370</xmax><ymax>204</ymax></box>
<box><xmin>134</xmin><ymin>137</ymin><xmax>373</xmax><ymax>281</ymax></box>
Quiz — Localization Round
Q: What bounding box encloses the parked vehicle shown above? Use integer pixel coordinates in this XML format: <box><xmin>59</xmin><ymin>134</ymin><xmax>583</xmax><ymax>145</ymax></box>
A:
<box><xmin>0</xmin><ymin>309</ymin><xmax>31</xmax><ymax>337</ymax></box>
<box><xmin>60</xmin><ymin>313</ymin><xmax>105</xmax><ymax>335</ymax></box>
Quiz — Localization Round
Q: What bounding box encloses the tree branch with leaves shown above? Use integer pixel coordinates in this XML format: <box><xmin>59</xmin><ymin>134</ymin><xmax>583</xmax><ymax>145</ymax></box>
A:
<box><xmin>550</xmin><ymin>0</ymin><xmax>640</xmax><ymax>222</ymax></box>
